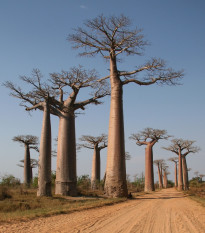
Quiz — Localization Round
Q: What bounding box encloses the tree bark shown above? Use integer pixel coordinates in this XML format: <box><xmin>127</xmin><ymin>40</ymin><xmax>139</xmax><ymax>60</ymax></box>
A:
<box><xmin>104</xmin><ymin>56</ymin><xmax>128</xmax><ymax>197</ymax></box>
<box><xmin>163</xmin><ymin>171</ymin><xmax>168</xmax><ymax>188</ymax></box>
<box><xmin>144</xmin><ymin>145</ymin><xmax>155</xmax><ymax>192</ymax></box>
<box><xmin>182</xmin><ymin>155</ymin><xmax>189</xmax><ymax>190</ymax></box>
<box><xmin>55</xmin><ymin>111</ymin><xmax>77</xmax><ymax>196</ymax></box>
<box><xmin>91</xmin><ymin>147</ymin><xmax>100</xmax><ymax>189</ymax></box>
<box><xmin>178</xmin><ymin>150</ymin><xmax>183</xmax><ymax>191</ymax></box>
<box><xmin>37</xmin><ymin>102</ymin><xmax>52</xmax><ymax>196</ymax></box>
<box><xmin>157</xmin><ymin>164</ymin><xmax>163</xmax><ymax>189</ymax></box>
<box><xmin>174</xmin><ymin>162</ymin><xmax>178</xmax><ymax>188</ymax></box>
<box><xmin>160</xmin><ymin>164</ymin><xmax>163</xmax><ymax>188</ymax></box>
<box><xmin>24</xmin><ymin>144</ymin><xmax>31</xmax><ymax>187</ymax></box>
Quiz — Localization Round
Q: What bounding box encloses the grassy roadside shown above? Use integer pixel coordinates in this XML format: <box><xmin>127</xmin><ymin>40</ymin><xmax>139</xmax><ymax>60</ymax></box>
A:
<box><xmin>0</xmin><ymin>187</ymin><xmax>126</xmax><ymax>223</ymax></box>
<box><xmin>184</xmin><ymin>183</ymin><xmax>205</xmax><ymax>207</ymax></box>
<box><xmin>188</xmin><ymin>195</ymin><xmax>205</xmax><ymax>207</ymax></box>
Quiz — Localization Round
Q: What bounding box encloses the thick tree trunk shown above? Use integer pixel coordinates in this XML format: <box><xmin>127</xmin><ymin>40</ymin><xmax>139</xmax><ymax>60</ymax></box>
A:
<box><xmin>55</xmin><ymin>111</ymin><xmax>77</xmax><ymax>196</ymax></box>
<box><xmin>178</xmin><ymin>151</ymin><xmax>183</xmax><ymax>191</ymax></box>
<box><xmin>37</xmin><ymin>102</ymin><xmax>52</xmax><ymax>196</ymax></box>
<box><xmin>105</xmin><ymin>56</ymin><xmax>127</xmax><ymax>197</ymax></box>
<box><xmin>24</xmin><ymin>144</ymin><xmax>31</xmax><ymax>187</ymax></box>
<box><xmin>157</xmin><ymin>164</ymin><xmax>163</xmax><ymax>189</ymax></box>
<box><xmin>30</xmin><ymin>167</ymin><xmax>33</xmax><ymax>183</ymax></box>
<box><xmin>163</xmin><ymin>172</ymin><xmax>168</xmax><ymax>188</ymax></box>
<box><xmin>144</xmin><ymin>145</ymin><xmax>155</xmax><ymax>192</ymax></box>
<box><xmin>174</xmin><ymin>162</ymin><xmax>178</xmax><ymax>188</ymax></box>
<box><xmin>182</xmin><ymin>156</ymin><xmax>189</xmax><ymax>190</ymax></box>
<box><xmin>91</xmin><ymin>148</ymin><xmax>100</xmax><ymax>189</ymax></box>
<box><xmin>160</xmin><ymin>164</ymin><xmax>163</xmax><ymax>188</ymax></box>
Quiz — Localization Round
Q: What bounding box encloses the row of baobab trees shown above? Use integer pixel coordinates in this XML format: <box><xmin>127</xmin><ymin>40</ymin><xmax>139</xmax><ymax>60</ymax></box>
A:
<box><xmin>4</xmin><ymin>14</ymin><xmax>187</xmax><ymax>197</ymax></box>
<box><xmin>13</xmin><ymin>131</ymin><xmax>200</xmax><ymax>194</ymax></box>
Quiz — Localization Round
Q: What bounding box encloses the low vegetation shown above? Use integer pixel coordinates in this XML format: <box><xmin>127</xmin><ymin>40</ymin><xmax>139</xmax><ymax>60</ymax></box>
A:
<box><xmin>0</xmin><ymin>174</ymin><xmax>125</xmax><ymax>223</ymax></box>
<box><xmin>185</xmin><ymin>178</ymin><xmax>205</xmax><ymax>206</ymax></box>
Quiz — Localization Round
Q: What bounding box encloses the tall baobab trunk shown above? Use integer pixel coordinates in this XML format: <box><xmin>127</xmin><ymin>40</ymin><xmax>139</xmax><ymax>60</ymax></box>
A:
<box><xmin>30</xmin><ymin>166</ymin><xmax>33</xmax><ymax>182</ymax></box>
<box><xmin>55</xmin><ymin>111</ymin><xmax>77</xmax><ymax>196</ymax></box>
<box><xmin>37</xmin><ymin>102</ymin><xmax>52</xmax><ymax>196</ymax></box>
<box><xmin>178</xmin><ymin>150</ymin><xmax>183</xmax><ymax>191</ymax></box>
<box><xmin>105</xmin><ymin>56</ymin><xmax>128</xmax><ymax>197</ymax></box>
<box><xmin>157</xmin><ymin>164</ymin><xmax>163</xmax><ymax>189</ymax></box>
<box><xmin>160</xmin><ymin>163</ymin><xmax>163</xmax><ymax>188</ymax></box>
<box><xmin>91</xmin><ymin>147</ymin><xmax>100</xmax><ymax>189</ymax></box>
<box><xmin>182</xmin><ymin>155</ymin><xmax>189</xmax><ymax>190</ymax></box>
<box><xmin>163</xmin><ymin>171</ymin><xmax>168</xmax><ymax>188</ymax></box>
<box><xmin>24</xmin><ymin>144</ymin><xmax>31</xmax><ymax>187</ymax></box>
<box><xmin>145</xmin><ymin>145</ymin><xmax>155</xmax><ymax>191</ymax></box>
<box><xmin>174</xmin><ymin>162</ymin><xmax>178</xmax><ymax>188</ymax></box>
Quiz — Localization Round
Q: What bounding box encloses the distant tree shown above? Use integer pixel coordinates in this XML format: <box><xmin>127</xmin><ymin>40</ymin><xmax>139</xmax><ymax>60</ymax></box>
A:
<box><xmin>130</xmin><ymin>128</ymin><xmax>170</xmax><ymax>191</ymax></box>
<box><xmin>69</xmin><ymin>14</ymin><xmax>184</xmax><ymax>197</ymax></box>
<box><xmin>13</xmin><ymin>135</ymin><xmax>38</xmax><ymax>187</ymax></box>
<box><xmin>168</xmin><ymin>157</ymin><xmax>178</xmax><ymax>188</ymax></box>
<box><xmin>125</xmin><ymin>152</ymin><xmax>131</xmax><ymax>161</ymax></box>
<box><xmin>79</xmin><ymin>134</ymin><xmax>107</xmax><ymax>189</ymax></box>
<box><xmin>154</xmin><ymin>159</ymin><xmax>164</xmax><ymax>189</ymax></box>
<box><xmin>163</xmin><ymin>139</ymin><xmax>200</xmax><ymax>191</ymax></box>
<box><xmin>194</xmin><ymin>171</ymin><xmax>199</xmax><ymax>178</ymax></box>
<box><xmin>17</xmin><ymin>158</ymin><xmax>38</xmax><ymax>182</ymax></box>
<box><xmin>162</xmin><ymin>165</ymin><xmax>169</xmax><ymax>189</ymax></box>
<box><xmin>199</xmin><ymin>174</ymin><xmax>205</xmax><ymax>182</ymax></box>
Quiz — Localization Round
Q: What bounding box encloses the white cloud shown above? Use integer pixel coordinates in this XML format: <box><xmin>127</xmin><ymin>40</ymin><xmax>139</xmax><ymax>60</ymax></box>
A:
<box><xmin>80</xmin><ymin>5</ymin><xmax>87</xmax><ymax>9</ymax></box>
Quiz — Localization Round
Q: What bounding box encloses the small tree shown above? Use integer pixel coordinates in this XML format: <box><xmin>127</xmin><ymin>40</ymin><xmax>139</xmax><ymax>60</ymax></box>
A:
<box><xmin>154</xmin><ymin>159</ymin><xmax>164</xmax><ymax>189</ymax></box>
<box><xmin>168</xmin><ymin>157</ymin><xmax>178</xmax><ymax>188</ymax></box>
<box><xmin>162</xmin><ymin>165</ymin><xmax>169</xmax><ymax>189</ymax></box>
<box><xmin>13</xmin><ymin>135</ymin><xmax>38</xmax><ymax>187</ymax></box>
<box><xmin>130</xmin><ymin>128</ymin><xmax>170</xmax><ymax>192</ymax></box>
<box><xmin>163</xmin><ymin>139</ymin><xmax>200</xmax><ymax>191</ymax></box>
<box><xmin>69</xmin><ymin>14</ymin><xmax>184</xmax><ymax>197</ymax></box>
<box><xmin>199</xmin><ymin>174</ymin><xmax>205</xmax><ymax>183</ymax></box>
<box><xmin>17</xmin><ymin>158</ymin><xmax>38</xmax><ymax>182</ymax></box>
<box><xmin>79</xmin><ymin>134</ymin><xmax>107</xmax><ymax>189</ymax></box>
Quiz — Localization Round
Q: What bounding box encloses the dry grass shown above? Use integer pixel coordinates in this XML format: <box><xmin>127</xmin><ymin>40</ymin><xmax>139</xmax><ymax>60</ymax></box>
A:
<box><xmin>0</xmin><ymin>186</ymin><xmax>126</xmax><ymax>223</ymax></box>
<box><xmin>185</xmin><ymin>183</ymin><xmax>205</xmax><ymax>207</ymax></box>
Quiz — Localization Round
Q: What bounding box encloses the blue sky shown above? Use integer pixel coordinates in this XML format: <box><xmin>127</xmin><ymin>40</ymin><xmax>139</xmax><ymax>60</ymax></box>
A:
<box><xmin>0</xmin><ymin>0</ymin><xmax>204</xmax><ymax>182</ymax></box>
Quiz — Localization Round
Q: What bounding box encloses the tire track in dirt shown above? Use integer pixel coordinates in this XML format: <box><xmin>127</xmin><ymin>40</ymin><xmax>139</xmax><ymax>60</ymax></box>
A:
<box><xmin>0</xmin><ymin>188</ymin><xmax>205</xmax><ymax>233</ymax></box>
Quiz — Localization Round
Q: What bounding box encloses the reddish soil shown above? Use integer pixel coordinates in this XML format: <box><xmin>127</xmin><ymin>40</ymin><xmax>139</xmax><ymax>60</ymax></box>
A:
<box><xmin>0</xmin><ymin>188</ymin><xmax>205</xmax><ymax>233</ymax></box>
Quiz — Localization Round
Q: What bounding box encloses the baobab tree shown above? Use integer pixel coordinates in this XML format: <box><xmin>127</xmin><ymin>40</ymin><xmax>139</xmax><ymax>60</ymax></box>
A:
<box><xmin>130</xmin><ymin>128</ymin><xmax>170</xmax><ymax>192</ymax></box>
<box><xmin>168</xmin><ymin>157</ymin><xmax>178</xmax><ymax>188</ymax></box>
<box><xmin>163</xmin><ymin>139</ymin><xmax>200</xmax><ymax>191</ymax></box>
<box><xmin>5</xmin><ymin>67</ymin><xmax>108</xmax><ymax>196</ymax></box>
<box><xmin>153</xmin><ymin>159</ymin><xmax>164</xmax><ymax>189</ymax></box>
<box><xmin>17</xmin><ymin>158</ymin><xmax>38</xmax><ymax>182</ymax></box>
<box><xmin>49</xmin><ymin>66</ymin><xmax>109</xmax><ymax>196</ymax></box>
<box><xmin>162</xmin><ymin>165</ymin><xmax>169</xmax><ymax>189</ymax></box>
<box><xmin>4</xmin><ymin>70</ymin><xmax>57</xmax><ymax>196</ymax></box>
<box><xmin>69</xmin><ymin>14</ymin><xmax>184</xmax><ymax>197</ymax></box>
<box><xmin>79</xmin><ymin>134</ymin><xmax>107</xmax><ymax>189</ymax></box>
<box><xmin>199</xmin><ymin>174</ymin><xmax>205</xmax><ymax>182</ymax></box>
<box><xmin>13</xmin><ymin>135</ymin><xmax>38</xmax><ymax>187</ymax></box>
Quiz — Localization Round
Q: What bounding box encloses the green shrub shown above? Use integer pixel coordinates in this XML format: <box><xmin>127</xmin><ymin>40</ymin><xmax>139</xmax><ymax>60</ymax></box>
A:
<box><xmin>0</xmin><ymin>174</ymin><xmax>20</xmax><ymax>187</ymax></box>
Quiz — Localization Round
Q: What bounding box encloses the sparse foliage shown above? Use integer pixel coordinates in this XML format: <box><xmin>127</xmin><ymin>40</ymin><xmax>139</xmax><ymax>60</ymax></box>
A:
<box><xmin>69</xmin><ymin>14</ymin><xmax>183</xmax><ymax>198</ymax></box>
<box><xmin>79</xmin><ymin>134</ymin><xmax>107</xmax><ymax>189</ymax></box>
<box><xmin>163</xmin><ymin>139</ymin><xmax>200</xmax><ymax>190</ymax></box>
<box><xmin>130</xmin><ymin>128</ymin><xmax>170</xmax><ymax>192</ymax></box>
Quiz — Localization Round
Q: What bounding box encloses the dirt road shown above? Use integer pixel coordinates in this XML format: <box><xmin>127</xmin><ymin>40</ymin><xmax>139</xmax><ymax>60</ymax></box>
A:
<box><xmin>0</xmin><ymin>188</ymin><xmax>205</xmax><ymax>233</ymax></box>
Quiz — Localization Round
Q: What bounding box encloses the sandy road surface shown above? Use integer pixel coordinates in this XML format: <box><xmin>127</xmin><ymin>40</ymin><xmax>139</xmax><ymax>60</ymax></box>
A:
<box><xmin>0</xmin><ymin>188</ymin><xmax>205</xmax><ymax>233</ymax></box>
